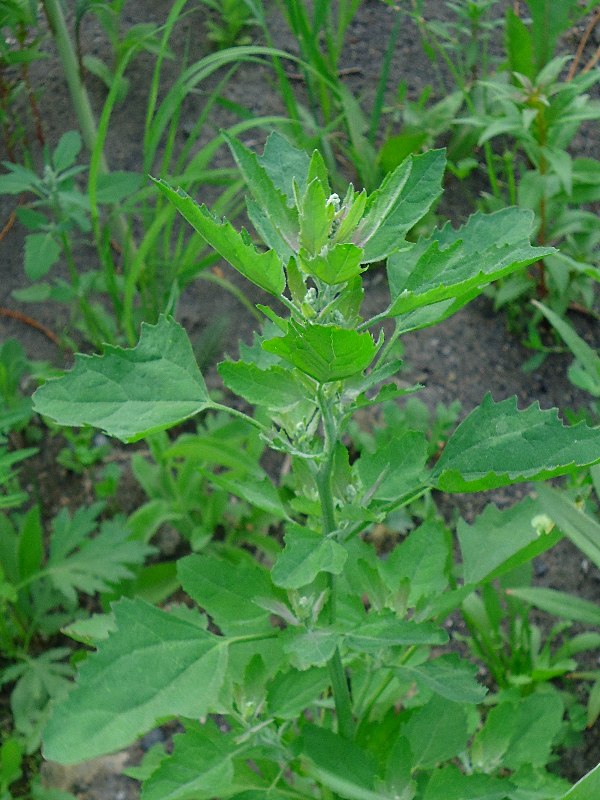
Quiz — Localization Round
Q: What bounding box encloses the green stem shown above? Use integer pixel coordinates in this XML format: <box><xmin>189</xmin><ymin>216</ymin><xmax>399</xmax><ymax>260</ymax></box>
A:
<box><xmin>315</xmin><ymin>387</ymin><xmax>355</xmax><ymax>741</ymax></box>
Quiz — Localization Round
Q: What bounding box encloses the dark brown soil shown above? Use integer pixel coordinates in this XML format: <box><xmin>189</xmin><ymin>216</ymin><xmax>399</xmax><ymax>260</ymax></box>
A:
<box><xmin>2</xmin><ymin>1</ymin><xmax>600</xmax><ymax>797</ymax></box>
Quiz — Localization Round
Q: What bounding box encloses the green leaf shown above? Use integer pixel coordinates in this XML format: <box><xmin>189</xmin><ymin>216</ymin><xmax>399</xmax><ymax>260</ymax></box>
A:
<box><xmin>263</xmin><ymin>322</ymin><xmax>376</xmax><ymax>383</ymax></box>
<box><xmin>380</xmin><ymin>519</ymin><xmax>449</xmax><ymax>607</ymax></box>
<box><xmin>298</xmin><ymin>724</ymin><xmax>383</xmax><ymax>800</ymax></box>
<box><xmin>423</xmin><ymin>765</ymin><xmax>512</xmax><ymax>800</ymax></box>
<box><xmin>42</xmin><ymin>599</ymin><xmax>228</xmax><ymax>764</ymax></box>
<box><xmin>284</xmin><ymin>628</ymin><xmax>339</xmax><ymax>670</ymax></box>
<box><xmin>398</xmin><ymin>654</ymin><xmax>487</xmax><ymax>703</ymax></box>
<box><xmin>301</xmin><ymin>243</ymin><xmax>365</xmax><ymax>285</ymax></box>
<box><xmin>52</xmin><ymin>131</ymin><xmax>82</xmax><ymax>172</ymax></box>
<box><xmin>17</xmin><ymin>506</ymin><xmax>43</xmax><ymax>582</ymax></box>
<box><xmin>299</xmin><ymin>178</ymin><xmax>332</xmax><ymax>254</ymax></box>
<box><xmin>502</xmin><ymin>691</ymin><xmax>564</xmax><ymax>771</ymax></box>
<box><xmin>257</xmin><ymin>130</ymin><xmax>310</xmax><ymax>203</ymax></box>
<box><xmin>153</xmin><ymin>179</ymin><xmax>285</xmax><ymax>296</ymax></box>
<box><xmin>345</xmin><ymin>612</ymin><xmax>447</xmax><ymax>653</ymax></box>
<box><xmin>457</xmin><ymin>496</ymin><xmax>561</xmax><ymax>585</ymax></box>
<box><xmin>0</xmin><ymin>162</ymin><xmax>38</xmax><ymax>194</ymax></box>
<box><xmin>355</xmin><ymin>150</ymin><xmax>445</xmax><ymax>263</ymax></box>
<box><xmin>401</xmin><ymin>696</ymin><xmax>469</xmax><ymax>769</ymax></box>
<box><xmin>507</xmin><ymin>587</ymin><xmax>600</xmax><ymax>626</ymax></box>
<box><xmin>386</xmin><ymin>209</ymin><xmax>552</xmax><ymax>318</ymax></box>
<box><xmin>141</xmin><ymin>720</ymin><xmax>235</xmax><ymax>800</ymax></box>
<box><xmin>431</xmin><ymin>394</ymin><xmax>600</xmax><ymax>492</ymax></box>
<box><xmin>536</xmin><ymin>484</ymin><xmax>600</xmax><ymax>570</ymax></box>
<box><xmin>272</xmin><ymin>525</ymin><xmax>347</xmax><ymax>589</ymax></box>
<box><xmin>505</xmin><ymin>8</ymin><xmax>535</xmax><ymax>79</ymax></box>
<box><xmin>218</xmin><ymin>361</ymin><xmax>306</xmax><ymax>409</ymax></box>
<box><xmin>560</xmin><ymin>763</ymin><xmax>600</xmax><ymax>800</ymax></box>
<box><xmin>33</xmin><ymin>316</ymin><xmax>212</xmax><ymax>442</ymax></box>
<box><xmin>24</xmin><ymin>233</ymin><xmax>61</xmax><ymax>280</ymax></box>
<box><xmin>178</xmin><ymin>552</ymin><xmax>278</xmax><ymax>636</ymax></box>
<box><xmin>267</xmin><ymin>667</ymin><xmax>330</xmax><ymax>718</ymax></box>
<box><xmin>355</xmin><ymin>431</ymin><xmax>428</xmax><ymax>503</ymax></box>
<box><xmin>223</xmin><ymin>131</ymin><xmax>299</xmax><ymax>253</ymax></box>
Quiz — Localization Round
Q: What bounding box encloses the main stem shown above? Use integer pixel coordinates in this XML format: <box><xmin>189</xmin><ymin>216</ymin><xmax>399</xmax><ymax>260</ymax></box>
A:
<box><xmin>316</xmin><ymin>388</ymin><xmax>355</xmax><ymax>741</ymax></box>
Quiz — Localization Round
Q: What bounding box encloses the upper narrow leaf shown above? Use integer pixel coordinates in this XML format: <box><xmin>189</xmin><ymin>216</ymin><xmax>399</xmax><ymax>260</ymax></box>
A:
<box><xmin>431</xmin><ymin>394</ymin><xmax>600</xmax><ymax>492</ymax></box>
<box><xmin>42</xmin><ymin>599</ymin><xmax>227</xmax><ymax>764</ymax></box>
<box><xmin>153</xmin><ymin>178</ymin><xmax>285</xmax><ymax>296</ymax></box>
<box><xmin>32</xmin><ymin>317</ymin><xmax>212</xmax><ymax>442</ymax></box>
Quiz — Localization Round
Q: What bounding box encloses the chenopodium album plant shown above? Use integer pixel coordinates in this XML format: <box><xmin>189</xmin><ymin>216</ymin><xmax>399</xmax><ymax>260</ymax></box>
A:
<box><xmin>33</xmin><ymin>134</ymin><xmax>600</xmax><ymax>798</ymax></box>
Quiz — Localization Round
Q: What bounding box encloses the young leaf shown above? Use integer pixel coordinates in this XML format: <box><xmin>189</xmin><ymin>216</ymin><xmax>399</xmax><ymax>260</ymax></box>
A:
<box><xmin>263</xmin><ymin>322</ymin><xmax>376</xmax><ymax>383</ymax></box>
<box><xmin>386</xmin><ymin>209</ymin><xmax>553</xmax><ymax>318</ymax></box>
<box><xmin>42</xmin><ymin>599</ymin><xmax>228</xmax><ymax>764</ymax></box>
<box><xmin>257</xmin><ymin>130</ymin><xmax>310</xmax><ymax>203</ymax></box>
<box><xmin>272</xmin><ymin>525</ymin><xmax>347</xmax><ymax>589</ymax></box>
<box><xmin>300</xmin><ymin>243</ymin><xmax>365</xmax><ymax>285</ymax></box>
<box><xmin>355</xmin><ymin>149</ymin><xmax>445</xmax><ymax>263</ymax></box>
<box><xmin>299</xmin><ymin>178</ymin><xmax>332</xmax><ymax>254</ymax></box>
<box><xmin>284</xmin><ymin>628</ymin><xmax>339</xmax><ymax>670</ymax></box>
<box><xmin>218</xmin><ymin>361</ymin><xmax>307</xmax><ymax>409</ymax></box>
<box><xmin>24</xmin><ymin>233</ymin><xmax>61</xmax><ymax>280</ymax></box>
<box><xmin>267</xmin><ymin>667</ymin><xmax>330</xmax><ymax>719</ymax></box>
<box><xmin>33</xmin><ymin>316</ymin><xmax>213</xmax><ymax>442</ymax></box>
<box><xmin>431</xmin><ymin>395</ymin><xmax>600</xmax><ymax>492</ymax></box>
<box><xmin>223</xmin><ymin>131</ymin><xmax>299</xmax><ymax>253</ymax></box>
<box><xmin>152</xmin><ymin>179</ymin><xmax>285</xmax><ymax>296</ymax></box>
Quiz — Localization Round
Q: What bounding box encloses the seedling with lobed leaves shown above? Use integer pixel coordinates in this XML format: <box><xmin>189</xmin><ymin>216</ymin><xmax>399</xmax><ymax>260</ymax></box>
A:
<box><xmin>33</xmin><ymin>134</ymin><xmax>600</xmax><ymax>798</ymax></box>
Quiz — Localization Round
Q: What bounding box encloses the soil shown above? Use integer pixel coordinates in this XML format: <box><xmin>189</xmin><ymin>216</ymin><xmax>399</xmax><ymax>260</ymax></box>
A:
<box><xmin>1</xmin><ymin>1</ymin><xmax>600</xmax><ymax>797</ymax></box>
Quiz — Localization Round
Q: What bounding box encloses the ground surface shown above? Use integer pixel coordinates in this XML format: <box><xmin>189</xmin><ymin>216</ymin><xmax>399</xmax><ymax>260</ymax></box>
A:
<box><xmin>1</xmin><ymin>1</ymin><xmax>600</xmax><ymax>797</ymax></box>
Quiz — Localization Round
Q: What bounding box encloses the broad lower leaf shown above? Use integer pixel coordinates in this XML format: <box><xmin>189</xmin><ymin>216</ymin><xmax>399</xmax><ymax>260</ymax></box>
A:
<box><xmin>272</xmin><ymin>525</ymin><xmax>347</xmax><ymax>589</ymax></box>
<box><xmin>263</xmin><ymin>322</ymin><xmax>377</xmax><ymax>383</ymax></box>
<box><xmin>153</xmin><ymin>179</ymin><xmax>285</xmax><ymax>296</ymax></box>
<box><xmin>355</xmin><ymin>431</ymin><xmax>428</xmax><ymax>503</ymax></box>
<box><xmin>386</xmin><ymin>209</ymin><xmax>553</xmax><ymax>318</ymax></box>
<box><xmin>431</xmin><ymin>394</ymin><xmax>600</xmax><ymax>492</ymax></box>
<box><xmin>457</xmin><ymin>496</ymin><xmax>561</xmax><ymax>585</ymax></box>
<box><xmin>423</xmin><ymin>765</ymin><xmax>512</xmax><ymax>800</ymax></box>
<box><xmin>141</xmin><ymin>720</ymin><xmax>236</xmax><ymax>800</ymax></box>
<box><xmin>178</xmin><ymin>552</ymin><xmax>279</xmax><ymax>635</ymax></box>
<box><xmin>401</xmin><ymin>696</ymin><xmax>469</xmax><ymax>769</ymax></box>
<box><xmin>501</xmin><ymin>692</ymin><xmax>564</xmax><ymax>771</ymax></box>
<box><xmin>42</xmin><ymin>599</ymin><xmax>228</xmax><ymax>764</ymax></box>
<box><xmin>33</xmin><ymin>316</ymin><xmax>212</xmax><ymax>442</ymax></box>
<box><xmin>298</xmin><ymin>724</ymin><xmax>385</xmax><ymax>800</ymax></box>
<box><xmin>355</xmin><ymin>150</ymin><xmax>445</xmax><ymax>263</ymax></box>
<box><xmin>218</xmin><ymin>361</ymin><xmax>307</xmax><ymax>410</ymax></box>
<box><xmin>398</xmin><ymin>654</ymin><xmax>487</xmax><ymax>703</ymax></box>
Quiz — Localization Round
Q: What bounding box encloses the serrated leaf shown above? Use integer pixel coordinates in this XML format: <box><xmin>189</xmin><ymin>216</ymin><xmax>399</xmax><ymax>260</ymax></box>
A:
<box><xmin>223</xmin><ymin>131</ymin><xmax>299</xmax><ymax>253</ymax></box>
<box><xmin>272</xmin><ymin>525</ymin><xmax>347</xmax><ymax>589</ymax></box>
<box><xmin>502</xmin><ymin>692</ymin><xmax>564</xmax><ymax>771</ymax></box>
<box><xmin>178</xmin><ymin>552</ymin><xmax>279</xmax><ymax>635</ymax></box>
<box><xmin>398</xmin><ymin>654</ymin><xmax>486</xmax><ymax>703</ymax></box>
<box><xmin>33</xmin><ymin>316</ymin><xmax>212</xmax><ymax>442</ymax></box>
<box><xmin>301</xmin><ymin>243</ymin><xmax>365</xmax><ymax>285</ymax></box>
<box><xmin>355</xmin><ymin>150</ymin><xmax>446</xmax><ymax>263</ymax></box>
<box><xmin>24</xmin><ymin>233</ymin><xmax>61</xmax><ymax>280</ymax></box>
<box><xmin>218</xmin><ymin>360</ymin><xmax>306</xmax><ymax>409</ymax></box>
<box><xmin>431</xmin><ymin>394</ymin><xmax>600</xmax><ymax>492</ymax></box>
<box><xmin>45</xmin><ymin>514</ymin><xmax>152</xmax><ymax>604</ymax></box>
<box><xmin>153</xmin><ymin>179</ymin><xmax>285</xmax><ymax>296</ymax></box>
<box><xmin>387</xmin><ymin>209</ymin><xmax>552</xmax><ymax>318</ymax></box>
<box><xmin>263</xmin><ymin>322</ymin><xmax>376</xmax><ymax>383</ymax></box>
<box><xmin>141</xmin><ymin>720</ymin><xmax>235</xmax><ymax>800</ymax></box>
<box><xmin>42</xmin><ymin>599</ymin><xmax>228</xmax><ymax>764</ymax></box>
